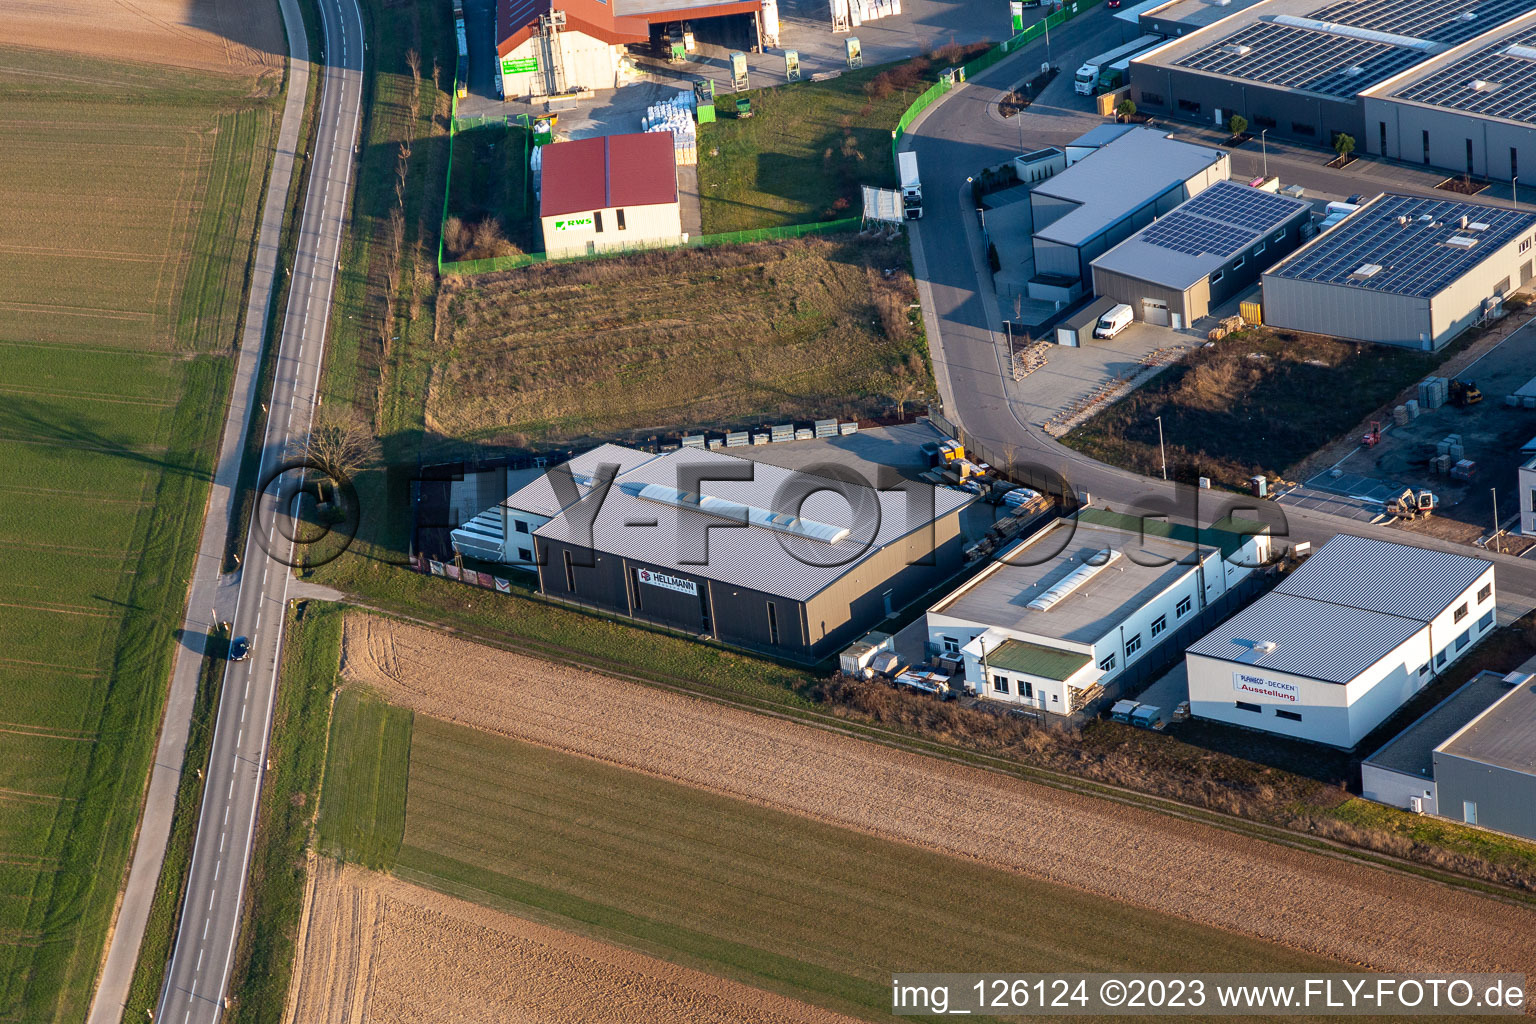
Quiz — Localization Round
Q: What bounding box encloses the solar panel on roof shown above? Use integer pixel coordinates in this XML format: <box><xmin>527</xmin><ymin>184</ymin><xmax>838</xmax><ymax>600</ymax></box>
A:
<box><xmin>1269</xmin><ymin>194</ymin><xmax>1536</xmax><ymax>297</ymax></box>
<box><xmin>1309</xmin><ymin>0</ymin><xmax>1534</xmax><ymax>46</ymax></box>
<box><xmin>1126</xmin><ymin>181</ymin><xmax>1308</xmax><ymax>258</ymax></box>
<box><xmin>1395</xmin><ymin>24</ymin><xmax>1536</xmax><ymax>122</ymax></box>
<box><xmin>1176</xmin><ymin>20</ymin><xmax>1426</xmax><ymax>96</ymax></box>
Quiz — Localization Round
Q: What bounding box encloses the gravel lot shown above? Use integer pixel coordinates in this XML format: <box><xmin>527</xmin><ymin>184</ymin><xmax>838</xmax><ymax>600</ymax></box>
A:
<box><xmin>341</xmin><ymin>613</ymin><xmax>1536</xmax><ymax>982</ymax></box>
<box><xmin>285</xmin><ymin>856</ymin><xmax>859</xmax><ymax>1024</ymax></box>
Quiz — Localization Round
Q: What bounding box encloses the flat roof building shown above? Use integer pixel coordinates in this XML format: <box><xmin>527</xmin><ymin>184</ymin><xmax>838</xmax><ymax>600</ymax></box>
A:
<box><xmin>1025</xmin><ymin>127</ymin><xmax>1229</xmax><ymax>300</ymax></box>
<box><xmin>539</xmin><ymin>133</ymin><xmax>682</xmax><ymax>259</ymax></box>
<box><xmin>1361</xmin><ymin>670</ymin><xmax>1517</xmax><ymax>815</ymax></box>
<box><xmin>1091</xmin><ymin>179</ymin><xmax>1311</xmax><ymax>326</ymax></box>
<box><xmin>526</xmin><ymin>445</ymin><xmax>972</xmax><ymax>661</ymax></box>
<box><xmin>1436</xmin><ymin>671</ymin><xmax>1536</xmax><ymax>838</ymax></box>
<box><xmin>1261</xmin><ymin>192</ymin><xmax>1536</xmax><ymax>348</ymax></box>
<box><xmin>1187</xmin><ymin>534</ymin><xmax>1496</xmax><ymax>748</ymax></box>
<box><xmin>1135</xmin><ymin>0</ymin><xmax>1267</xmax><ymax>39</ymax></box>
<box><xmin>927</xmin><ymin>507</ymin><xmax>1269</xmax><ymax>715</ymax></box>
<box><xmin>1129</xmin><ymin>0</ymin><xmax>1536</xmax><ymax>163</ymax></box>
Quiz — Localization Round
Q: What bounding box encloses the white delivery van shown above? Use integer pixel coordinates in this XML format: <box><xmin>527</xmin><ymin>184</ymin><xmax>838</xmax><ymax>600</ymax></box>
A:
<box><xmin>1093</xmin><ymin>303</ymin><xmax>1134</xmax><ymax>339</ymax></box>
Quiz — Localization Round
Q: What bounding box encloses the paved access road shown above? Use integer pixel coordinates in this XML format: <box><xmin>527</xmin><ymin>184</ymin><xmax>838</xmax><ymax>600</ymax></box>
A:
<box><xmin>145</xmin><ymin>0</ymin><xmax>365</xmax><ymax>1020</ymax></box>
<box><xmin>902</xmin><ymin>15</ymin><xmax>1536</xmax><ymax>616</ymax></box>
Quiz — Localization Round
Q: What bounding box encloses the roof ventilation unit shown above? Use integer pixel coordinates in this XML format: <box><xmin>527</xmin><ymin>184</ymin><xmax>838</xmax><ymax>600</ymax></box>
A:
<box><xmin>1397</xmin><ymin>215</ymin><xmax>1411</xmax><ymax>227</ymax></box>
<box><xmin>622</xmin><ymin>482</ymin><xmax>852</xmax><ymax>545</ymax></box>
<box><xmin>1446</xmin><ymin>235</ymin><xmax>1478</xmax><ymax>248</ymax></box>
<box><xmin>1223</xmin><ymin>43</ymin><xmax>1253</xmax><ymax>55</ymax></box>
<box><xmin>1352</xmin><ymin>263</ymin><xmax>1382</xmax><ymax>277</ymax></box>
<box><xmin>1469</xmin><ymin>221</ymin><xmax>1491</xmax><ymax>231</ymax></box>
<box><xmin>1469</xmin><ymin>78</ymin><xmax>1501</xmax><ymax>92</ymax></box>
<box><xmin>1505</xmin><ymin>44</ymin><xmax>1536</xmax><ymax>60</ymax></box>
<box><xmin>1027</xmin><ymin>549</ymin><xmax>1120</xmax><ymax>611</ymax></box>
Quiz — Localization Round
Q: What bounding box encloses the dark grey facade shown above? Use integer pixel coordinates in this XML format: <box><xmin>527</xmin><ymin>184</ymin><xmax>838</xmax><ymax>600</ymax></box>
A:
<box><xmin>1432</xmin><ymin>753</ymin><xmax>1536</xmax><ymax>841</ymax></box>
<box><xmin>535</xmin><ymin>510</ymin><xmax>968</xmax><ymax>661</ymax></box>
<box><xmin>1129</xmin><ymin>65</ymin><xmax>1366</xmax><ymax>148</ymax></box>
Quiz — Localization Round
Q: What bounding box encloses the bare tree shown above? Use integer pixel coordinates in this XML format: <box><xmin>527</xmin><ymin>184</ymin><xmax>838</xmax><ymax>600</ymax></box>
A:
<box><xmin>291</xmin><ymin>406</ymin><xmax>378</xmax><ymax>483</ymax></box>
<box><xmin>890</xmin><ymin>379</ymin><xmax>921</xmax><ymax>421</ymax></box>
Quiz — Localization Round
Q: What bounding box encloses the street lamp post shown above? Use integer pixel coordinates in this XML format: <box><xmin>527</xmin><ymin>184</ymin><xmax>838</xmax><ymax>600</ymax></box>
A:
<box><xmin>1260</xmin><ymin>129</ymin><xmax>1268</xmax><ymax>179</ymax></box>
<box><xmin>1492</xmin><ymin>487</ymin><xmax>1503</xmax><ymax>554</ymax></box>
<box><xmin>1156</xmin><ymin>415</ymin><xmax>1168</xmax><ymax>481</ymax></box>
<box><xmin>1514</xmin><ymin>175</ymin><xmax>1519</xmax><ymax>210</ymax></box>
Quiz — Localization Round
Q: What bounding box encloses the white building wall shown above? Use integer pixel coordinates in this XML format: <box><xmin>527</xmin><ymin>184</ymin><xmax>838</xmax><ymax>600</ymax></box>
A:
<box><xmin>1361</xmin><ymin>764</ymin><xmax>1437</xmax><ymax>815</ymax></box>
<box><xmin>1188</xmin><ymin>625</ymin><xmax>1445</xmax><ymax>748</ymax></box>
<box><xmin>499</xmin><ymin>31</ymin><xmax>623</xmax><ymax>99</ymax></box>
<box><xmin>1522</xmin><ymin>460</ymin><xmax>1536</xmax><ymax>537</ymax></box>
<box><xmin>542</xmin><ymin>200</ymin><xmax>684</xmax><ymax>259</ymax></box>
<box><xmin>1424</xmin><ymin>569</ymin><xmax>1496</xmax><ymax>672</ymax></box>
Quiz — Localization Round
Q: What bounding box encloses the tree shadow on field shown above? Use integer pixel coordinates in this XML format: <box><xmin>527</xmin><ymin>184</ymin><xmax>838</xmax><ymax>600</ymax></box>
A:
<box><xmin>0</xmin><ymin>396</ymin><xmax>208</xmax><ymax>481</ymax></box>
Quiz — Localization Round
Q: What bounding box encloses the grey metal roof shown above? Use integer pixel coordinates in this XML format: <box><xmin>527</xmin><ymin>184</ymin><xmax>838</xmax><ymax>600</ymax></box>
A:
<box><xmin>1091</xmin><ymin>180</ymin><xmax>1310</xmax><ymax>290</ymax></box>
<box><xmin>1067</xmin><ymin>123</ymin><xmax>1138</xmax><ymax>150</ymax></box>
<box><xmin>1140</xmin><ymin>0</ymin><xmax>1268</xmax><ymax>31</ymax></box>
<box><xmin>1388</xmin><ymin>16</ymin><xmax>1536</xmax><ymax>123</ymax></box>
<box><xmin>533</xmin><ymin>446</ymin><xmax>972</xmax><ymax>602</ymax></box>
<box><xmin>1033</xmin><ymin>129</ymin><xmax>1227</xmax><ymax>247</ymax></box>
<box><xmin>1274</xmin><ymin>533</ymin><xmax>1492</xmax><ymax>622</ymax></box>
<box><xmin>1437</xmin><ymin>673</ymin><xmax>1536</xmax><ymax>774</ymax></box>
<box><xmin>1265</xmin><ymin>193</ymin><xmax>1536</xmax><ymax>298</ymax></box>
<box><xmin>1186</xmin><ymin>591</ymin><xmax>1425</xmax><ymax>683</ymax></box>
<box><xmin>1364</xmin><ymin>671</ymin><xmax>1516</xmax><ymax>778</ymax></box>
<box><xmin>502</xmin><ymin>443</ymin><xmax>662</xmax><ymax>518</ymax></box>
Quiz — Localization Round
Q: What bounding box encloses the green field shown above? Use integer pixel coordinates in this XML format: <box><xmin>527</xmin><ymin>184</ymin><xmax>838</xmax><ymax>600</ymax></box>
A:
<box><xmin>319</xmin><ymin>701</ymin><xmax>1342</xmax><ymax>1021</ymax></box>
<box><xmin>0</xmin><ymin>45</ymin><xmax>279</xmax><ymax>1022</ymax></box>
<box><xmin>317</xmin><ymin>690</ymin><xmax>412</xmax><ymax>867</ymax></box>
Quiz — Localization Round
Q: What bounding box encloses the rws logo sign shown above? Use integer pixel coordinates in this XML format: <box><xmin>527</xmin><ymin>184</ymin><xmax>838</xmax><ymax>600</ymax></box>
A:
<box><xmin>552</xmin><ymin>214</ymin><xmax>595</xmax><ymax>232</ymax></box>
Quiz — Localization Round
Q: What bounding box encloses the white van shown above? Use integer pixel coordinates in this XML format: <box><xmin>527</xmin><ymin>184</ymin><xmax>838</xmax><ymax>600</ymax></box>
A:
<box><xmin>1093</xmin><ymin>303</ymin><xmax>1134</xmax><ymax>340</ymax></box>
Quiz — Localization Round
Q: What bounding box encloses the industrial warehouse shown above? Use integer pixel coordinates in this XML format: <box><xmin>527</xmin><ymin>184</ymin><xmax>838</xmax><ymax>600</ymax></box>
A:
<box><xmin>1186</xmin><ymin>535</ymin><xmax>1496</xmax><ymax>748</ymax></box>
<box><xmin>471</xmin><ymin>445</ymin><xmax>973</xmax><ymax>660</ymax></box>
<box><xmin>1360</xmin><ymin>8</ymin><xmax>1536</xmax><ymax>180</ymax></box>
<box><xmin>537</xmin><ymin>132</ymin><xmax>682</xmax><ymax>258</ymax></box>
<box><xmin>1021</xmin><ymin>127</ymin><xmax>1229</xmax><ymax>302</ymax></box>
<box><xmin>1260</xmin><ymin>193</ymin><xmax>1536</xmax><ymax>349</ymax></box>
<box><xmin>925</xmin><ymin>509</ymin><xmax>1270</xmax><ymax>715</ymax></box>
<box><xmin>1128</xmin><ymin>0</ymin><xmax>1536</xmax><ymax>175</ymax></box>
<box><xmin>1090</xmin><ymin>179</ymin><xmax>1311</xmax><ymax>326</ymax></box>
<box><xmin>496</xmin><ymin>0</ymin><xmax>767</xmax><ymax>99</ymax></box>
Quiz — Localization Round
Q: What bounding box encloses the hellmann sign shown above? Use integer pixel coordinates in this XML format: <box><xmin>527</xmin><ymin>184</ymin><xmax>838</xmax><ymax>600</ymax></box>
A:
<box><xmin>552</xmin><ymin>214</ymin><xmax>595</xmax><ymax>232</ymax></box>
<box><xmin>1232</xmin><ymin>671</ymin><xmax>1301</xmax><ymax>704</ymax></box>
<box><xmin>637</xmin><ymin>568</ymin><xmax>698</xmax><ymax>596</ymax></box>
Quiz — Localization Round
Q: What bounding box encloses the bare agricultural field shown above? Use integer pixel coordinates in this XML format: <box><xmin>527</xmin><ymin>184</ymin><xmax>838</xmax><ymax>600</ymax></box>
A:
<box><xmin>341</xmin><ymin>613</ymin><xmax>1536</xmax><ymax>983</ymax></box>
<box><xmin>429</xmin><ymin>236</ymin><xmax>928</xmax><ymax>449</ymax></box>
<box><xmin>1</xmin><ymin>0</ymin><xmax>282</xmax><ymax>74</ymax></box>
<box><xmin>286</xmin><ymin>858</ymin><xmax>862</xmax><ymax>1024</ymax></box>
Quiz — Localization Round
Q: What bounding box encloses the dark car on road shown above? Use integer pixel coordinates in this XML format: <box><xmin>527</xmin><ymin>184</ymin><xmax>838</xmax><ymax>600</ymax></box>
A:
<box><xmin>229</xmin><ymin>636</ymin><xmax>251</xmax><ymax>662</ymax></box>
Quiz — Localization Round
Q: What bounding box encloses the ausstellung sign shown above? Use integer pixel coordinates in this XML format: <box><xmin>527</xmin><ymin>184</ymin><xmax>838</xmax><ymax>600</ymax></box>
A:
<box><xmin>1233</xmin><ymin>672</ymin><xmax>1300</xmax><ymax>703</ymax></box>
<box><xmin>638</xmin><ymin>568</ymin><xmax>698</xmax><ymax>596</ymax></box>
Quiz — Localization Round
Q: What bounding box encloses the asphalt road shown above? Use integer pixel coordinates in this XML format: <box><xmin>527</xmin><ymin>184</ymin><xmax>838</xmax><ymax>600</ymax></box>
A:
<box><xmin>149</xmin><ymin>0</ymin><xmax>366</xmax><ymax>1020</ymax></box>
<box><xmin>902</xmin><ymin>12</ymin><xmax>1536</xmax><ymax>616</ymax></box>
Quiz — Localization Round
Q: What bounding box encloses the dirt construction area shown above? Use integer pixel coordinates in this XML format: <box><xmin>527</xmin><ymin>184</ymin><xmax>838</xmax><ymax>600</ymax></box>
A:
<box><xmin>1295</xmin><ymin>316</ymin><xmax>1536</xmax><ymax>549</ymax></box>
<box><xmin>3</xmin><ymin>0</ymin><xmax>283</xmax><ymax>75</ymax></box>
<box><xmin>285</xmin><ymin>857</ymin><xmax>858</xmax><ymax>1024</ymax></box>
<box><xmin>340</xmin><ymin>614</ymin><xmax>1536</xmax><ymax>985</ymax></box>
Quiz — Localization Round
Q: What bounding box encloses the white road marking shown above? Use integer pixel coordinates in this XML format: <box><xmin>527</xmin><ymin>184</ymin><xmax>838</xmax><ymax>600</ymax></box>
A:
<box><xmin>202</xmin><ymin>917</ymin><xmax>210</xmax><ymax>939</ymax></box>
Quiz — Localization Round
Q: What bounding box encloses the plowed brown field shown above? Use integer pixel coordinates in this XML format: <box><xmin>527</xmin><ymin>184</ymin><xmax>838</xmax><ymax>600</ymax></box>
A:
<box><xmin>3</xmin><ymin>0</ymin><xmax>282</xmax><ymax>74</ymax></box>
<box><xmin>285</xmin><ymin>857</ymin><xmax>863</xmax><ymax>1024</ymax></box>
<box><xmin>341</xmin><ymin>613</ymin><xmax>1536</xmax><ymax>983</ymax></box>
